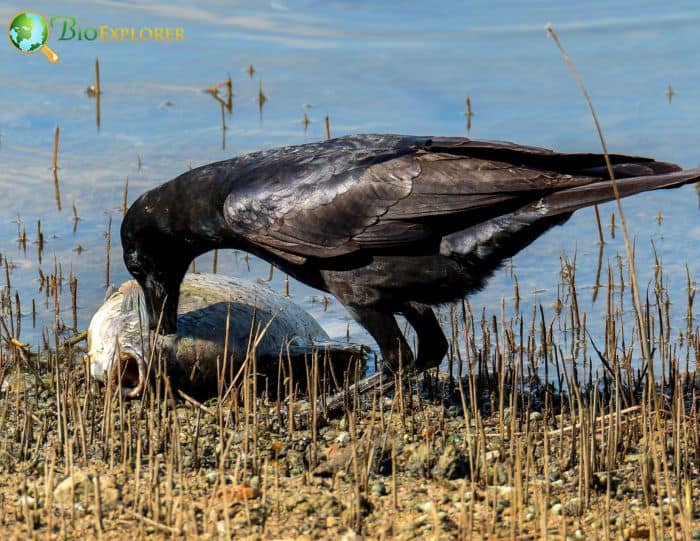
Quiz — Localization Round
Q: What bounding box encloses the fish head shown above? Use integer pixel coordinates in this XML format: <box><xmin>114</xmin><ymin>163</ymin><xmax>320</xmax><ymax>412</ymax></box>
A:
<box><xmin>87</xmin><ymin>281</ymin><xmax>151</xmax><ymax>398</ymax></box>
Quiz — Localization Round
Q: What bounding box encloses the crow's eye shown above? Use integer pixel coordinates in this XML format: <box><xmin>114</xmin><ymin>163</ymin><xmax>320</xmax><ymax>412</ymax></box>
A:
<box><xmin>124</xmin><ymin>250</ymin><xmax>147</xmax><ymax>277</ymax></box>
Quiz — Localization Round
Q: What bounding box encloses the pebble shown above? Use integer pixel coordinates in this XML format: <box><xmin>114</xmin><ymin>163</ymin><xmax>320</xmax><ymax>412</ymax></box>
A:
<box><xmin>334</xmin><ymin>432</ymin><xmax>350</xmax><ymax>444</ymax></box>
<box><xmin>205</xmin><ymin>471</ymin><xmax>232</xmax><ymax>485</ymax></box>
<box><xmin>488</xmin><ymin>485</ymin><xmax>514</xmax><ymax>497</ymax></box>
<box><xmin>565</xmin><ymin>497</ymin><xmax>582</xmax><ymax>516</ymax></box>
<box><xmin>15</xmin><ymin>495</ymin><xmax>37</xmax><ymax>508</ymax></box>
<box><xmin>405</xmin><ymin>443</ymin><xmax>432</xmax><ymax>476</ymax></box>
<box><xmin>432</xmin><ymin>444</ymin><xmax>468</xmax><ymax>480</ymax></box>
<box><xmin>285</xmin><ymin>449</ymin><xmax>306</xmax><ymax>475</ymax></box>
<box><xmin>484</xmin><ymin>450</ymin><xmax>500</xmax><ymax>464</ymax></box>
<box><xmin>53</xmin><ymin>470</ymin><xmax>120</xmax><ymax>511</ymax></box>
<box><xmin>417</xmin><ymin>500</ymin><xmax>434</xmax><ymax>513</ymax></box>
<box><xmin>371</xmin><ymin>481</ymin><xmax>387</xmax><ymax>497</ymax></box>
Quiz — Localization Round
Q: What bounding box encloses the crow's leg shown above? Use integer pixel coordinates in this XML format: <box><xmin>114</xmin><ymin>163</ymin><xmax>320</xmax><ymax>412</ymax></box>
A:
<box><xmin>348</xmin><ymin>307</ymin><xmax>414</xmax><ymax>374</ymax></box>
<box><xmin>401</xmin><ymin>303</ymin><xmax>448</xmax><ymax>371</ymax></box>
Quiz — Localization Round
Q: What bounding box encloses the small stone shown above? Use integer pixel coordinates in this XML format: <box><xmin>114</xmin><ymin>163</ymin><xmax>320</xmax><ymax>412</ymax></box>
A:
<box><xmin>285</xmin><ymin>449</ymin><xmax>306</xmax><ymax>475</ymax></box>
<box><xmin>417</xmin><ymin>500</ymin><xmax>434</xmax><ymax>513</ymax></box>
<box><xmin>592</xmin><ymin>471</ymin><xmax>608</xmax><ymax>486</ymax></box>
<box><xmin>334</xmin><ymin>432</ymin><xmax>350</xmax><ymax>444</ymax></box>
<box><xmin>565</xmin><ymin>497</ymin><xmax>582</xmax><ymax>516</ymax></box>
<box><xmin>484</xmin><ymin>450</ymin><xmax>500</xmax><ymax>464</ymax></box>
<box><xmin>313</xmin><ymin>444</ymin><xmax>356</xmax><ymax>477</ymax></box>
<box><xmin>53</xmin><ymin>471</ymin><xmax>120</xmax><ymax>511</ymax></box>
<box><xmin>340</xmin><ymin>529</ymin><xmax>360</xmax><ymax>541</ymax></box>
<box><xmin>371</xmin><ymin>481</ymin><xmax>387</xmax><ymax>497</ymax></box>
<box><xmin>319</xmin><ymin>494</ymin><xmax>343</xmax><ymax>515</ymax></box>
<box><xmin>15</xmin><ymin>495</ymin><xmax>37</xmax><ymax>508</ymax></box>
<box><xmin>432</xmin><ymin>444</ymin><xmax>467</xmax><ymax>480</ymax></box>
<box><xmin>492</xmin><ymin>485</ymin><xmax>514</xmax><ymax>497</ymax></box>
<box><xmin>359</xmin><ymin>495</ymin><xmax>373</xmax><ymax>517</ymax></box>
<box><xmin>405</xmin><ymin>443</ymin><xmax>432</xmax><ymax>476</ymax></box>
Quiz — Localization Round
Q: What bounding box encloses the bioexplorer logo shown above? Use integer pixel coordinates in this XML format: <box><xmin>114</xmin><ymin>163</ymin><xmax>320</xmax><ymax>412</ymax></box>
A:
<box><xmin>8</xmin><ymin>12</ymin><xmax>186</xmax><ymax>63</ymax></box>
<box><xmin>50</xmin><ymin>16</ymin><xmax>186</xmax><ymax>43</ymax></box>
<box><xmin>8</xmin><ymin>12</ymin><xmax>59</xmax><ymax>63</ymax></box>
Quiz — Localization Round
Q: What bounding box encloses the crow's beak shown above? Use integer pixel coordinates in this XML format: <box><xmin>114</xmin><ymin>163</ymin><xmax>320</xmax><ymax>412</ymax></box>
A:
<box><xmin>143</xmin><ymin>275</ymin><xmax>177</xmax><ymax>334</ymax></box>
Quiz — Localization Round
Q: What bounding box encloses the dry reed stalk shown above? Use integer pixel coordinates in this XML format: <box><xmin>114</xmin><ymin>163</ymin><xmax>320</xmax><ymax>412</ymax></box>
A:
<box><xmin>546</xmin><ymin>24</ymin><xmax>653</xmax><ymax>399</ymax></box>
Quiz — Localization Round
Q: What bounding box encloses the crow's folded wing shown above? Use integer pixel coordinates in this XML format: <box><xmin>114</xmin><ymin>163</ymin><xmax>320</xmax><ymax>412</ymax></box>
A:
<box><xmin>222</xmin><ymin>135</ymin><xmax>675</xmax><ymax>264</ymax></box>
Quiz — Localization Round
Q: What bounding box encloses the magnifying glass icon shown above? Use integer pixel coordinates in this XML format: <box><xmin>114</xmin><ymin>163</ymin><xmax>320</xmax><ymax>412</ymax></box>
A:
<box><xmin>8</xmin><ymin>11</ymin><xmax>60</xmax><ymax>63</ymax></box>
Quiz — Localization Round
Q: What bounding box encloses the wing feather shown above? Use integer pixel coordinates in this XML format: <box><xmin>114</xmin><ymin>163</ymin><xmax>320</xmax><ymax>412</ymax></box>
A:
<box><xmin>222</xmin><ymin>135</ymin><xmax>671</xmax><ymax>263</ymax></box>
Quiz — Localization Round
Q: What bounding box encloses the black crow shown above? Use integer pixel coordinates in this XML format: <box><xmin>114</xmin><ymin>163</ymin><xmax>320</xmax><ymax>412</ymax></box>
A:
<box><xmin>121</xmin><ymin>135</ymin><xmax>700</xmax><ymax>373</ymax></box>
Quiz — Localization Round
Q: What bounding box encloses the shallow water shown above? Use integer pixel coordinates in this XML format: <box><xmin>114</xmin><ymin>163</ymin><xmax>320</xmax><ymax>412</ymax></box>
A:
<box><xmin>1</xmin><ymin>1</ymin><xmax>700</xmax><ymax>375</ymax></box>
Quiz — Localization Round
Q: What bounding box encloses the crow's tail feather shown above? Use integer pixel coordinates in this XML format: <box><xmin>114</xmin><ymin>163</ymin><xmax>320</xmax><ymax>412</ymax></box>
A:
<box><xmin>531</xmin><ymin>167</ymin><xmax>700</xmax><ymax>218</ymax></box>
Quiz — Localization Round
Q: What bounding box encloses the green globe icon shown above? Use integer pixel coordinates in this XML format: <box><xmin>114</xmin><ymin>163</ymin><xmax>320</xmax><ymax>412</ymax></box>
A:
<box><xmin>8</xmin><ymin>11</ymin><xmax>59</xmax><ymax>63</ymax></box>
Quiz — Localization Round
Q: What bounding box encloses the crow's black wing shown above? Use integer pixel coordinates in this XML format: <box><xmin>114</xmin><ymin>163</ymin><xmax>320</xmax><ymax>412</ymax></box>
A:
<box><xmin>222</xmin><ymin>134</ymin><xmax>678</xmax><ymax>263</ymax></box>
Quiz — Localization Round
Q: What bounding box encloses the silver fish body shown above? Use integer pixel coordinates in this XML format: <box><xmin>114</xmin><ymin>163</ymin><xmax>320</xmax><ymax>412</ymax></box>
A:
<box><xmin>88</xmin><ymin>273</ymin><xmax>363</xmax><ymax>398</ymax></box>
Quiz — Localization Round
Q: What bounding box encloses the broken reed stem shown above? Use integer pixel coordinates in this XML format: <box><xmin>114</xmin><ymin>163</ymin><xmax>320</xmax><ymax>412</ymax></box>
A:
<box><xmin>95</xmin><ymin>58</ymin><xmax>101</xmax><ymax>129</ymax></box>
<box><xmin>547</xmin><ymin>29</ymin><xmax>606</xmax><ymax>248</ymax></box>
<box><xmin>122</xmin><ymin>177</ymin><xmax>129</xmax><ymax>215</ymax></box>
<box><xmin>220</xmin><ymin>102</ymin><xmax>226</xmax><ymax>151</ymax></box>
<box><xmin>465</xmin><ymin>96</ymin><xmax>473</xmax><ymax>133</ymax></box>
<box><xmin>52</xmin><ymin>126</ymin><xmax>62</xmax><ymax>211</ymax></box>
<box><xmin>52</xmin><ymin>126</ymin><xmax>59</xmax><ymax>173</ymax></box>
<box><xmin>105</xmin><ymin>216</ymin><xmax>111</xmax><ymax>288</ymax></box>
<box><xmin>258</xmin><ymin>81</ymin><xmax>266</xmax><ymax>126</ymax></box>
<box><xmin>226</xmin><ymin>73</ymin><xmax>233</xmax><ymax>113</ymax></box>
<box><xmin>325</xmin><ymin>114</ymin><xmax>331</xmax><ymax>140</ymax></box>
<box><xmin>593</xmin><ymin>205</ymin><xmax>605</xmax><ymax>245</ymax></box>
<box><xmin>546</xmin><ymin>23</ymin><xmax>655</xmax><ymax>402</ymax></box>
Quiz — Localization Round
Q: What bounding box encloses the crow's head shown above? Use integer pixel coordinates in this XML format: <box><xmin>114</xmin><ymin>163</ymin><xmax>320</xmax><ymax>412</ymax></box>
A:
<box><xmin>120</xmin><ymin>194</ymin><xmax>190</xmax><ymax>335</ymax></box>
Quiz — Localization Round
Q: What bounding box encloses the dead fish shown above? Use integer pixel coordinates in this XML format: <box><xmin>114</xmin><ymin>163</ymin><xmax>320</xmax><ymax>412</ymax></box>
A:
<box><xmin>88</xmin><ymin>273</ymin><xmax>364</xmax><ymax>398</ymax></box>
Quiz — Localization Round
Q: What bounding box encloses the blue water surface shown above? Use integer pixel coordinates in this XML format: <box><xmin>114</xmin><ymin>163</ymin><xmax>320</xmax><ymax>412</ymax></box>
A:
<box><xmin>1</xmin><ymin>1</ymin><xmax>699</xmax><ymax>376</ymax></box>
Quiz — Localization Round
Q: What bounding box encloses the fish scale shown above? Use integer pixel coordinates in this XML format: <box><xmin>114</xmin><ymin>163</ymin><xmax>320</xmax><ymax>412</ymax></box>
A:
<box><xmin>88</xmin><ymin>273</ymin><xmax>364</xmax><ymax>399</ymax></box>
